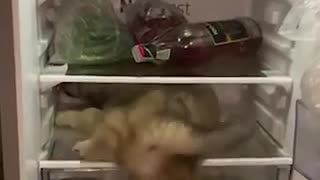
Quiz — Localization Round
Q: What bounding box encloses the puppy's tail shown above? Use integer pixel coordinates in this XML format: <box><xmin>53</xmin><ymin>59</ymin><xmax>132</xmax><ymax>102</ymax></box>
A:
<box><xmin>140</xmin><ymin>118</ymin><xmax>202</xmax><ymax>155</ymax></box>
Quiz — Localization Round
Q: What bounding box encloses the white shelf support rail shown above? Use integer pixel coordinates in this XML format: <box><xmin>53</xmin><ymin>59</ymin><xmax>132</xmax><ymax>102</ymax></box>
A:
<box><xmin>40</xmin><ymin>75</ymin><xmax>293</xmax><ymax>85</ymax></box>
<box><xmin>40</xmin><ymin>157</ymin><xmax>293</xmax><ymax>169</ymax></box>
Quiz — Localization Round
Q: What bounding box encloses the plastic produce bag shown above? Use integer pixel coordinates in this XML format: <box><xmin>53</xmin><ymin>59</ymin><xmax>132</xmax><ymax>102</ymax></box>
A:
<box><xmin>279</xmin><ymin>0</ymin><xmax>320</xmax><ymax>40</ymax></box>
<box><xmin>49</xmin><ymin>0</ymin><xmax>134</xmax><ymax>65</ymax></box>
<box><xmin>301</xmin><ymin>60</ymin><xmax>320</xmax><ymax>115</ymax></box>
<box><xmin>124</xmin><ymin>0</ymin><xmax>187</xmax><ymax>43</ymax></box>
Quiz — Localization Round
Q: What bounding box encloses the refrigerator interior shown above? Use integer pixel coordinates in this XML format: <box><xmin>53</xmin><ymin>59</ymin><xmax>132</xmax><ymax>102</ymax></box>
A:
<box><xmin>12</xmin><ymin>0</ymin><xmax>320</xmax><ymax>179</ymax></box>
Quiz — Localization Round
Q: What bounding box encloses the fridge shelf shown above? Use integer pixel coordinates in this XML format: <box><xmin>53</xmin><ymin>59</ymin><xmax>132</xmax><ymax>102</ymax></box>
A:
<box><xmin>42</xmin><ymin>165</ymin><xmax>283</xmax><ymax>180</ymax></box>
<box><xmin>39</xmin><ymin>157</ymin><xmax>292</xmax><ymax>169</ymax></box>
<box><xmin>40</xmin><ymin>74</ymin><xmax>292</xmax><ymax>85</ymax></box>
<box><xmin>40</xmin><ymin>53</ymin><xmax>293</xmax><ymax>85</ymax></box>
<box><xmin>40</xmin><ymin>123</ymin><xmax>292</xmax><ymax>170</ymax></box>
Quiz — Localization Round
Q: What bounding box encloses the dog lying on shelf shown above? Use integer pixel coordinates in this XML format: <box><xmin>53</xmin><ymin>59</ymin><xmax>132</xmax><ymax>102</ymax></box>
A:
<box><xmin>55</xmin><ymin>84</ymin><xmax>255</xmax><ymax>180</ymax></box>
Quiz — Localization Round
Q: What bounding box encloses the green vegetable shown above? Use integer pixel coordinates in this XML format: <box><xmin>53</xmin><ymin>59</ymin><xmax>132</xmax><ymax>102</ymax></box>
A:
<box><xmin>52</xmin><ymin>0</ymin><xmax>134</xmax><ymax>65</ymax></box>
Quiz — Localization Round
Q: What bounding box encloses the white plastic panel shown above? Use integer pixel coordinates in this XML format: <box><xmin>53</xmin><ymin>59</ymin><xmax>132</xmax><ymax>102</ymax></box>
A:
<box><xmin>295</xmin><ymin>101</ymin><xmax>320</xmax><ymax>180</ymax></box>
<box><xmin>39</xmin><ymin>158</ymin><xmax>292</xmax><ymax>169</ymax></box>
<box><xmin>262</xmin><ymin>25</ymin><xmax>293</xmax><ymax>52</ymax></box>
<box><xmin>39</xmin><ymin>0</ymin><xmax>253</xmax><ymax>21</ymax></box>
<box><xmin>15</xmin><ymin>0</ymin><xmax>42</xmax><ymax>178</ymax></box>
<box><xmin>162</xmin><ymin>0</ymin><xmax>252</xmax><ymax>22</ymax></box>
<box><xmin>43</xmin><ymin>168</ymin><xmax>127</xmax><ymax>180</ymax></box>
<box><xmin>250</xmin><ymin>0</ymin><xmax>293</xmax><ymax>76</ymax></box>
<box><xmin>40</xmin><ymin>75</ymin><xmax>292</xmax><ymax>86</ymax></box>
<box><xmin>41</xmin><ymin>166</ymin><xmax>282</xmax><ymax>180</ymax></box>
<box><xmin>291</xmin><ymin>170</ymin><xmax>310</xmax><ymax>180</ymax></box>
<box><xmin>251</xmin><ymin>0</ymin><xmax>290</xmax><ymax>27</ymax></box>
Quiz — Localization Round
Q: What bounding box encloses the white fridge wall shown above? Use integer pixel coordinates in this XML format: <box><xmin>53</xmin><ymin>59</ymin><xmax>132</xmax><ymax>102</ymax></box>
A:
<box><xmin>251</xmin><ymin>0</ymin><xmax>290</xmax><ymax>25</ymax></box>
<box><xmin>111</xmin><ymin>0</ymin><xmax>252</xmax><ymax>22</ymax></box>
<box><xmin>286</xmin><ymin>41</ymin><xmax>319</xmax><ymax>157</ymax></box>
<box><xmin>292</xmin><ymin>171</ymin><xmax>309</xmax><ymax>180</ymax></box>
<box><xmin>14</xmin><ymin>0</ymin><xmax>42</xmax><ymax>179</ymax></box>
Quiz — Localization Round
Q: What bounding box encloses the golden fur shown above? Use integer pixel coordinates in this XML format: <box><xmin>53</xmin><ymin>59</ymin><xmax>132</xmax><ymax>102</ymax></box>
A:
<box><xmin>56</xmin><ymin>86</ymin><xmax>222</xmax><ymax>180</ymax></box>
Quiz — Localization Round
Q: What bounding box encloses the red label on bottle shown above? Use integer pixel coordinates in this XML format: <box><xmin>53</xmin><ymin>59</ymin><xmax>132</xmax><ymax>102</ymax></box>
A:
<box><xmin>206</xmin><ymin>20</ymin><xmax>250</xmax><ymax>46</ymax></box>
<box><xmin>137</xmin><ymin>44</ymin><xmax>145</xmax><ymax>57</ymax></box>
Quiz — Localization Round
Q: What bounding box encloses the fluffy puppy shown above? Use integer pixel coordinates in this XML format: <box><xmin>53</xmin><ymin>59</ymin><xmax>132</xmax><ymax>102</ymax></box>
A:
<box><xmin>69</xmin><ymin>90</ymin><xmax>205</xmax><ymax>180</ymax></box>
<box><xmin>56</xmin><ymin>84</ymin><xmax>257</xmax><ymax>180</ymax></box>
<box><xmin>57</xmin><ymin>87</ymin><xmax>218</xmax><ymax>180</ymax></box>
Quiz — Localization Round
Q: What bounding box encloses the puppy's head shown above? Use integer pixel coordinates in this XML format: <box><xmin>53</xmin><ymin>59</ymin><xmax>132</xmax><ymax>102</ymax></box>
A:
<box><xmin>120</xmin><ymin>142</ymin><xmax>199</xmax><ymax>180</ymax></box>
<box><xmin>118</xmin><ymin>119</ymin><xmax>201</xmax><ymax>180</ymax></box>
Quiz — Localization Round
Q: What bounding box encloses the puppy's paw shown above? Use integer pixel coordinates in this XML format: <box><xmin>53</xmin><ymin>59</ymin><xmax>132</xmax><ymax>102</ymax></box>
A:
<box><xmin>56</xmin><ymin>111</ymin><xmax>77</xmax><ymax>128</ymax></box>
<box><xmin>72</xmin><ymin>139</ymin><xmax>91</xmax><ymax>158</ymax></box>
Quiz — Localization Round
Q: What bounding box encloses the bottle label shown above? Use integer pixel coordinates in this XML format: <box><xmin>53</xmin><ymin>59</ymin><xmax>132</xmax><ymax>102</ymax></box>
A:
<box><xmin>206</xmin><ymin>20</ymin><xmax>250</xmax><ymax>46</ymax></box>
<box><xmin>132</xmin><ymin>44</ymin><xmax>171</xmax><ymax>63</ymax></box>
<box><xmin>156</xmin><ymin>49</ymin><xmax>171</xmax><ymax>61</ymax></box>
<box><xmin>132</xmin><ymin>45</ymin><xmax>154</xmax><ymax>63</ymax></box>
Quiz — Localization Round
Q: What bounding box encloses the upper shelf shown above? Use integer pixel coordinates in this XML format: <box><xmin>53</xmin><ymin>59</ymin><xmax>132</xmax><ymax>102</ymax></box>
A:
<box><xmin>40</xmin><ymin>74</ymin><xmax>292</xmax><ymax>85</ymax></box>
<box><xmin>40</xmin><ymin>60</ymin><xmax>292</xmax><ymax>85</ymax></box>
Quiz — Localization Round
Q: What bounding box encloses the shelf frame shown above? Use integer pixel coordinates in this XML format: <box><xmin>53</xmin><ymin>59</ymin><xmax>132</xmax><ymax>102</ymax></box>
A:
<box><xmin>40</xmin><ymin>157</ymin><xmax>293</xmax><ymax>169</ymax></box>
<box><xmin>40</xmin><ymin>75</ymin><xmax>293</xmax><ymax>85</ymax></box>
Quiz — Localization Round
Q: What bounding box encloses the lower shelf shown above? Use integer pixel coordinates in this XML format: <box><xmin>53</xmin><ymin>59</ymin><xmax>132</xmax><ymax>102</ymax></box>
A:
<box><xmin>40</xmin><ymin>157</ymin><xmax>292</xmax><ymax>169</ymax></box>
<box><xmin>41</xmin><ymin>165</ymin><xmax>290</xmax><ymax>180</ymax></box>
<box><xmin>40</xmin><ymin>123</ymin><xmax>292</xmax><ymax>169</ymax></box>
